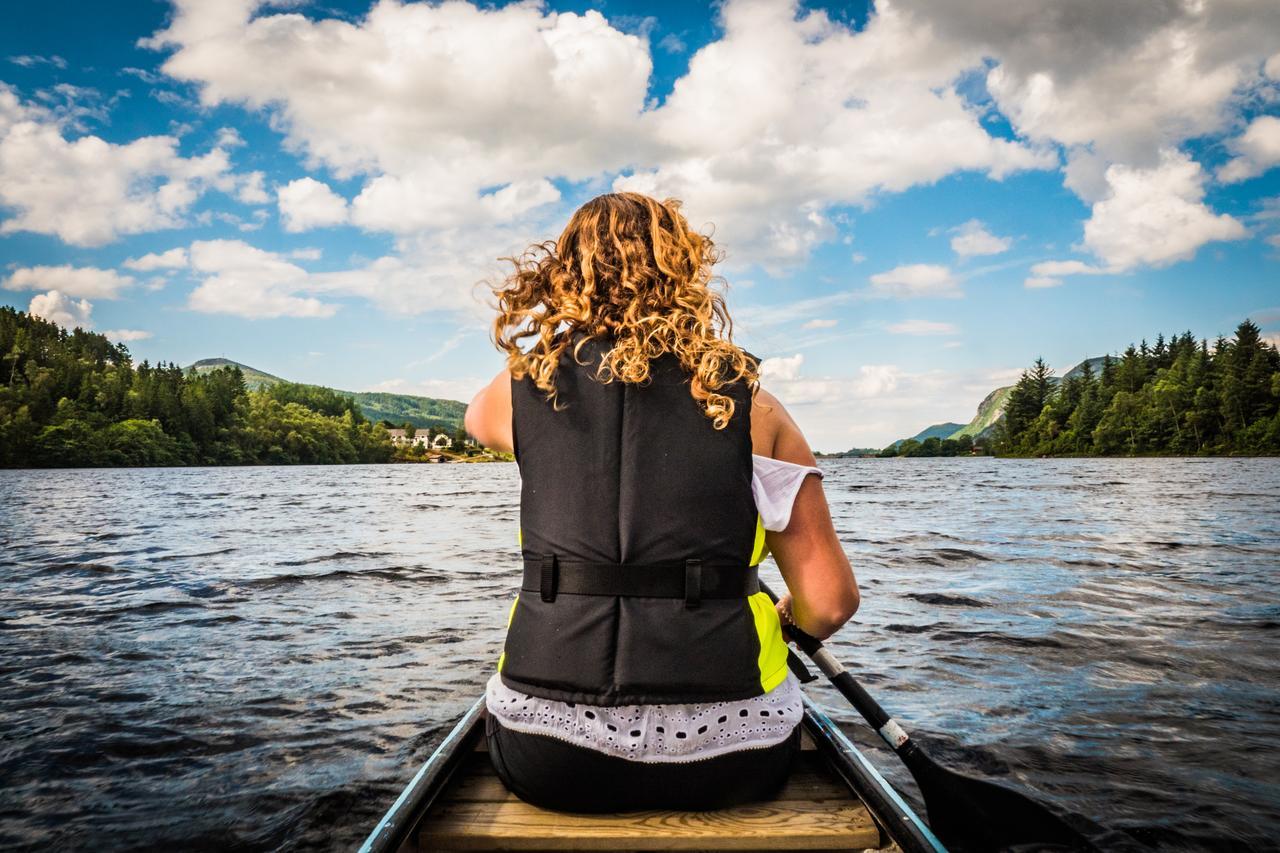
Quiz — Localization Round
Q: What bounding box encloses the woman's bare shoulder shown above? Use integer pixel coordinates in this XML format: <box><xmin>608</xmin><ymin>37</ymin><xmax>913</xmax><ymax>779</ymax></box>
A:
<box><xmin>751</xmin><ymin>387</ymin><xmax>816</xmax><ymax>466</ymax></box>
<box><xmin>464</xmin><ymin>366</ymin><xmax>514</xmax><ymax>452</ymax></box>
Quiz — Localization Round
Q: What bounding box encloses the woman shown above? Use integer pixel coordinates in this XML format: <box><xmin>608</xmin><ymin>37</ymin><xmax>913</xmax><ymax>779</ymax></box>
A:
<box><xmin>465</xmin><ymin>191</ymin><xmax>859</xmax><ymax>813</ymax></box>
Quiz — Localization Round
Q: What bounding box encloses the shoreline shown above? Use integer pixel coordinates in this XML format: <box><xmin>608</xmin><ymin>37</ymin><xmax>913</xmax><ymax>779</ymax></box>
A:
<box><xmin>12</xmin><ymin>454</ymin><xmax>1280</xmax><ymax>471</ymax></box>
<box><xmin>817</xmin><ymin>452</ymin><xmax>1280</xmax><ymax>460</ymax></box>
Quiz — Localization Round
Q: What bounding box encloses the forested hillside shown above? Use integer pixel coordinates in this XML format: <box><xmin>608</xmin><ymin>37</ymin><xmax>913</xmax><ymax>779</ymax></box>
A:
<box><xmin>0</xmin><ymin>308</ymin><xmax>394</xmax><ymax>467</ymax></box>
<box><xmin>997</xmin><ymin>320</ymin><xmax>1280</xmax><ymax>455</ymax></box>
<box><xmin>187</xmin><ymin>358</ymin><xmax>467</xmax><ymax>431</ymax></box>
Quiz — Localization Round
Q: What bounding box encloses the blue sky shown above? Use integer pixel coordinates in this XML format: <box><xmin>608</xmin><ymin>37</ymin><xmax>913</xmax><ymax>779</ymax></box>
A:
<box><xmin>1</xmin><ymin>0</ymin><xmax>1278</xmax><ymax>450</ymax></box>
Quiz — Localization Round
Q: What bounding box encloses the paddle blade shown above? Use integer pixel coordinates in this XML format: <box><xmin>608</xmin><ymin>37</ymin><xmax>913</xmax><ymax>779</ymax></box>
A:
<box><xmin>901</xmin><ymin>745</ymin><xmax>1096</xmax><ymax>852</ymax></box>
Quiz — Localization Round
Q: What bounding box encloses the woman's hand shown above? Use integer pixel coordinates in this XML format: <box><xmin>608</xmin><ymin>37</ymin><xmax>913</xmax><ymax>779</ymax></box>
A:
<box><xmin>776</xmin><ymin>592</ymin><xmax>795</xmax><ymax>628</ymax></box>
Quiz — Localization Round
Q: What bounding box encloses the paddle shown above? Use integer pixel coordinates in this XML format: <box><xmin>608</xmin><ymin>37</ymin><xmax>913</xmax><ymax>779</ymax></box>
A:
<box><xmin>760</xmin><ymin>579</ymin><xmax>1097</xmax><ymax>852</ymax></box>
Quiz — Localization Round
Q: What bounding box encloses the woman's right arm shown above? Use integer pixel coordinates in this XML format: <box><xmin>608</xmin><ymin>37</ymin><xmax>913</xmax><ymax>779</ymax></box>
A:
<box><xmin>753</xmin><ymin>388</ymin><xmax>860</xmax><ymax>640</ymax></box>
<box><xmin>464</xmin><ymin>368</ymin><xmax>514</xmax><ymax>453</ymax></box>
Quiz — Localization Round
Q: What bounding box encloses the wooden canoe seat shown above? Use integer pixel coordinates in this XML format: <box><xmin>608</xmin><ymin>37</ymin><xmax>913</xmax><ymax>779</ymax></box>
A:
<box><xmin>416</xmin><ymin>732</ymin><xmax>884</xmax><ymax>851</ymax></box>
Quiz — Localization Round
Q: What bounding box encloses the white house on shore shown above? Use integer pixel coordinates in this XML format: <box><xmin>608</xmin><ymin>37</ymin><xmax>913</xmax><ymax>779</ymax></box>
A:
<box><xmin>386</xmin><ymin>428</ymin><xmax>457</xmax><ymax>450</ymax></box>
<box><xmin>386</xmin><ymin>428</ymin><xmax>430</xmax><ymax>448</ymax></box>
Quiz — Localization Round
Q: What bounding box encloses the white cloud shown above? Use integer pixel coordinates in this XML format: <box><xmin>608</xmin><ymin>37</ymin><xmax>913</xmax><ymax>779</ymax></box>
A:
<box><xmin>186</xmin><ymin>239</ymin><xmax>337</xmax><ymax>319</ymax></box>
<box><xmin>1029</xmin><ymin>260</ymin><xmax>1107</xmax><ymax>277</ymax></box>
<box><xmin>352</xmin><ymin>175</ymin><xmax>560</xmax><ymax>234</ymax></box>
<box><xmin>145</xmin><ymin>1</ymin><xmax>648</xmax><ymax>234</ymax></box>
<box><xmin>869</xmin><ymin>264</ymin><xmax>961</xmax><ymax>299</ymax></box>
<box><xmin>1022</xmin><ymin>259</ymin><xmax>1110</xmax><ymax>289</ymax></box>
<box><xmin>101</xmin><ymin>329</ymin><xmax>152</xmax><ymax>342</ymax></box>
<box><xmin>802</xmin><ymin>318</ymin><xmax>838</xmax><ymax>330</ymax></box>
<box><xmin>137</xmin><ymin>0</ymin><xmax>1070</xmax><ymax>269</ymax></box>
<box><xmin>760</xmin><ymin>355</ymin><xmax>901</xmax><ymax>407</ymax></box>
<box><xmin>760</xmin><ymin>353</ymin><xmax>804</xmax><ymax>382</ymax></box>
<box><xmin>659</xmin><ymin>33</ymin><xmax>687</xmax><ymax>54</ymax></box>
<box><xmin>952</xmin><ymin>0</ymin><xmax>1280</xmax><ymax>170</ymax></box>
<box><xmin>0</xmin><ymin>83</ymin><xmax>255</xmax><ymax>247</ymax></box>
<box><xmin>1082</xmin><ymin>147</ymin><xmax>1248</xmax><ymax>271</ymax></box>
<box><xmin>851</xmin><ymin>364</ymin><xmax>902</xmax><ymax>398</ymax></box>
<box><xmin>9</xmin><ymin>55</ymin><xmax>67</xmax><ymax>69</ymax></box>
<box><xmin>765</xmin><ymin>357</ymin><xmax>1036</xmax><ymax>450</ymax></box>
<box><xmin>615</xmin><ymin>0</ymin><xmax>1055</xmax><ymax>269</ymax></box>
<box><xmin>734</xmin><ymin>290</ymin><xmax>861</xmax><ymax>332</ymax></box>
<box><xmin>304</xmin><ymin>252</ymin><xmax>488</xmax><ymax>318</ymax></box>
<box><xmin>318</xmin><ymin>219</ymin><xmax>536</xmax><ymax>317</ymax></box>
<box><xmin>898</xmin><ymin>0</ymin><xmax>1279</xmax><ymax>251</ymax></box>
<box><xmin>129</xmin><ymin>0</ymin><xmax>1279</xmax><ymax>306</ymax></box>
<box><xmin>277</xmin><ymin>177</ymin><xmax>349</xmax><ymax>232</ymax></box>
<box><xmin>289</xmin><ymin>247</ymin><xmax>322</xmax><ymax>261</ymax></box>
<box><xmin>182</xmin><ymin>234</ymin><xmax>505</xmax><ymax>320</ymax></box>
<box><xmin>235</xmin><ymin>170</ymin><xmax>269</xmax><ymax>204</ymax></box>
<box><xmin>754</xmin><ymin>356</ymin><xmax>923</xmax><ymax>448</ymax></box>
<box><xmin>887</xmin><ymin>320</ymin><xmax>959</xmax><ymax>335</ymax></box>
<box><xmin>3</xmin><ymin>265</ymin><xmax>134</xmax><ymax>299</ymax></box>
<box><xmin>29</xmin><ymin>290</ymin><xmax>92</xmax><ymax>329</ymax></box>
<box><xmin>757</xmin><ymin>366</ymin><xmax>901</xmax><ymax>412</ymax></box>
<box><xmin>1024</xmin><ymin>276</ymin><xmax>1062</xmax><ymax>289</ymax></box>
<box><xmin>124</xmin><ymin>247</ymin><xmax>189</xmax><ymax>271</ymax></box>
<box><xmin>215</xmin><ymin>126</ymin><xmax>245</xmax><ymax>149</ymax></box>
<box><xmin>950</xmin><ymin>219</ymin><xmax>1012</xmax><ymax>257</ymax></box>
<box><xmin>1218</xmin><ymin>115</ymin><xmax>1280</xmax><ymax>184</ymax></box>
<box><xmin>1025</xmin><ymin>148</ymin><xmax>1250</xmax><ymax>286</ymax></box>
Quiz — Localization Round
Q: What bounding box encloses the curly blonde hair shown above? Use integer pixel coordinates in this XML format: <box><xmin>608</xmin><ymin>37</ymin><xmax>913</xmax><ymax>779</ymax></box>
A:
<box><xmin>490</xmin><ymin>191</ymin><xmax>758</xmax><ymax>429</ymax></box>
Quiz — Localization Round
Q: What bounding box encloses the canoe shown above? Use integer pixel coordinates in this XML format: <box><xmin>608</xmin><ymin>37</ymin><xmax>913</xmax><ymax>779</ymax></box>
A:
<box><xmin>358</xmin><ymin>691</ymin><xmax>946</xmax><ymax>853</ymax></box>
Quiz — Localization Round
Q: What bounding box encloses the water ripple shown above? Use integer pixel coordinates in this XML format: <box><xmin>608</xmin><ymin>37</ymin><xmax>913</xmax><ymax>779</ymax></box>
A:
<box><xmin>0</xmin><ymin>458</ymin><xmax>1276</xmax><ymax>851</ymax></box>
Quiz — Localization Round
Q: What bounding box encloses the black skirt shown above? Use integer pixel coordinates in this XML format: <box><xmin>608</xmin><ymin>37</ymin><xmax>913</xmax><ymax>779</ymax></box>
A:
<box><xmin>485</xmin><ymin>712</ymin><xmax>801</xmax><ymax>813</ymax></box>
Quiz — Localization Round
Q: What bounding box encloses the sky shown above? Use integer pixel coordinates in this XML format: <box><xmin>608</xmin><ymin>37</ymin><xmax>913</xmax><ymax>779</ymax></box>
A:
<box><xmin>1</xmin><ymin>0</ymin><xmax>1278</xmax><ymax>451</ymax></box>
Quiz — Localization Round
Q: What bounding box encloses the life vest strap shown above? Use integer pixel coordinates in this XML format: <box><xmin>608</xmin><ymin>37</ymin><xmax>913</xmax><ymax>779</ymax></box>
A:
<box><xmin>523</xmin><ymin>555</ymin><xmax>759</xmax><ymax>607</ymax></box>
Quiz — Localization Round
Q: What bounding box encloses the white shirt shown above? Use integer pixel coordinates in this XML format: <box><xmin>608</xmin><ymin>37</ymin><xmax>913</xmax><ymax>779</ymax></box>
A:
<box><xmin>485</xmin><ymin>454</ymin><xmax>823</xmax><ymax>763</ymax></box>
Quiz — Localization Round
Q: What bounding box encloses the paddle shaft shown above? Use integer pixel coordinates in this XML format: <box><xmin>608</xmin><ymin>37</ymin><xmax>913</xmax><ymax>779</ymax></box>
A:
<box><xmin>761</xmin><ymin>580</ymin><xmax>915</xmax><ymax>755</ymax></box>
<box><xmin>761</xmin><ymin>579</ymin><xmax>1098</xmax><ymax>851</ymax></box>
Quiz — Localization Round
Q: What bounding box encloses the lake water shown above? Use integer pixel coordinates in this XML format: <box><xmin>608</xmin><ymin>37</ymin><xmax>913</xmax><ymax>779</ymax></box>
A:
<box><xmin>1</xmin><ymin>459</ymin><xmax>1277</xmax><ymax>851</ymax></box>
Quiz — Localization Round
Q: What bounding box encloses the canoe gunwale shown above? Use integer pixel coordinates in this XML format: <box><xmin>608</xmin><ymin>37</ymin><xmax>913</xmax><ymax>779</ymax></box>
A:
<box><xmin>358</xmin><ymin>692</ymin><xmax>945</xmax><ymax>853</ymax></box>
<box><xmin>358</xmin><ymin>696</ymin><xmax>486</xmax><ymax>853</ymax></box>
<box><xmin>799</xmin><ymin>694</ymin><xmax>946</xmax><ymax>853</ymax></box>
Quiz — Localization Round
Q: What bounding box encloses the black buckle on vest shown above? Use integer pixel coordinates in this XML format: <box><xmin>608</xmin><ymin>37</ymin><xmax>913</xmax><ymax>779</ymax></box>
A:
<box><xmin>684</xmin><ymin>558</ymin><xmax>702</xmax><ymax>609</ymax></box>
<box><xmin>540</xmin><ymin>554</ymin><xmax>558</xmax><ymax>602</ymax></box>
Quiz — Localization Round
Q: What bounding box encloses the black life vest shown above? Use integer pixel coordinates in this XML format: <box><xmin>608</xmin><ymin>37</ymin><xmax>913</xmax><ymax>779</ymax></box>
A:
<box><xmin>496</xmin><ymin>332</ymin><xmax>790</xmax><ymax>705</ymax></box>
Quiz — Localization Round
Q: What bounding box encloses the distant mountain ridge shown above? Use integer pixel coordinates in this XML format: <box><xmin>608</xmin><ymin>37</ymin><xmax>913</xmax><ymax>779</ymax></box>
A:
<box><xmin>188</xmin><ymin>358</ymin><xmax>285</xmax><ymax>389</ymax></box>
<box><xmin>890</xmin><ymin>422</ymin><xmax>965</xmax><ymax>449</ymax></box>
<box><xmin>186</xmin><ymin>358</ymin><xmax>467</xmax><ymax>431</ymax></box>
<box><xmin>871</xmin><ymin>356</ymin><xmax>1110</xmax><ymax>451</ymax></box>
<box><xmin>950</xmin><ymin>386</ymin><xmax>1013</xmax><ymax>441</ymax></box>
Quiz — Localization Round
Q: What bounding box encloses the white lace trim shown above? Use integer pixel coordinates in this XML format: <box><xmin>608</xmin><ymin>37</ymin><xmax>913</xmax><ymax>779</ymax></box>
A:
<box><xmin>485</xmin><ymin>670</ymin><xmax>804</xmax><ymax>763</ymax></box>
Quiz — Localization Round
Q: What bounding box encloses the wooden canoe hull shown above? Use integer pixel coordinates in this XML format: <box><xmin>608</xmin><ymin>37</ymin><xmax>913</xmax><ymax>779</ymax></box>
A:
<box><xmin>359</xmin><ymin>694</ymin><xmax>944</xmax><ymax>853</ymax></box>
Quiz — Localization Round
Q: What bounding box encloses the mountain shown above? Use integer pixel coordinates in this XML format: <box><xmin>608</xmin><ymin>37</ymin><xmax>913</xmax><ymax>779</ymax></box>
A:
<box><xmin>883</xmin><ymin>421</ymin><xmax>966</xmax><ymax>450</ymax></box>
<box><xmin>344</xmin><ymin>391</ymin><xmax>467</xmax><ymax>432</ymax></box>
<box><xmin>186</xmin><ymin>358</ymin><xmax>467</xmax><ymax>431</ymax></box>
<box><xmin>950</xmin><ymin>386</ymin><xmax>1012</xmax><ymax>440</ymax></box>
<box><xmin>188</xmin><ymin>358</ymin><xmax>285</xmax><ymax>389</ymax></box>
<box><xmin>1062</xmin><ymin>355</ymin><xmax>1108</xmax><ymax>382</ymax></box>
<box><xmin>921</xmin><ymin>355</ymin><xmax>1112</xmax><ymax>445</ymax></box>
